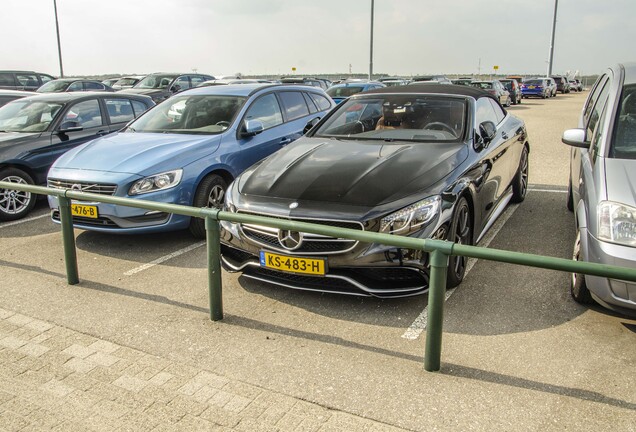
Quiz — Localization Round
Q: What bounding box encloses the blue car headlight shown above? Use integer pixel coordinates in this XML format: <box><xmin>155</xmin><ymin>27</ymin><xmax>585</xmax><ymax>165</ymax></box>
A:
<box><xmin>598</xmin><ymin>201</ymin><xmax>636</xmax><ymax>246</ymax></box>
<box><xmin>380</xmin><ymin>196</ymin><xmax>441</xmax><ymax>235</ymax></box>
<box><xmin>129</xmin><ymin>169</ymin><xmax>183</xmax><ymax>196</ymax></box>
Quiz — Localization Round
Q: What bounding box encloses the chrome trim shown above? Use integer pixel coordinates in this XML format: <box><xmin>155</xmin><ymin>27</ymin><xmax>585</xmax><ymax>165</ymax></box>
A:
<box><xmin>221</xmin><ymin>255</ymin><xmax>426</xmax><ymax>296</ymax></box>
<box><xmin>475</xmin><ymin>190</ymin><xmax>513</xmax><ymax>244</ymax></box>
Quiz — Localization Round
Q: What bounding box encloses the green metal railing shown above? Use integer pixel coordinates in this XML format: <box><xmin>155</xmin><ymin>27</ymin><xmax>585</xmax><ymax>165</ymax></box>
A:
<box><xmin>3</xmin><ymin>180</ymin><xmax>636</xmax><ymax>372</ymax></box>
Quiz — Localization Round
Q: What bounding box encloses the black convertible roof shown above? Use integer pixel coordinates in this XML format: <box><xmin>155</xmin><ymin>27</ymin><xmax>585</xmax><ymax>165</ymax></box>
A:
<box><xmin>361</xmin><ymin>83</ymin><xmax>499</xmax><ymax>102</ymax></box>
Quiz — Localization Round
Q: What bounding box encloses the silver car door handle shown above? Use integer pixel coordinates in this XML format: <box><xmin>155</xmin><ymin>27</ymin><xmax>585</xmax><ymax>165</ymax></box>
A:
<box><xmin>280</xmin><ymin>138</ymin><xmax>292</xmax><ymax>145</ymax></box>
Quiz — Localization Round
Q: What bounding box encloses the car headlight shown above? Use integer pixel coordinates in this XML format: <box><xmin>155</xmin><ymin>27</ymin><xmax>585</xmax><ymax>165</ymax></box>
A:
<box><xmin>380</xmin><ymin>196</ymin><xmax>440</xmax><ymax>234</ymax></box>
<box><xmin>223</xmin><ymin>186</ymin><xmax>237</xmax><ymax>213</ymax></box>
<box><xmin>129</xmin><ymin>170</ymin><xmax>183</xmax><ymax>196</ymax></box>
<box><xmin>598</xmin><ymin>201</ymin><xmax>636</xmax><ymax>246</ymax></box>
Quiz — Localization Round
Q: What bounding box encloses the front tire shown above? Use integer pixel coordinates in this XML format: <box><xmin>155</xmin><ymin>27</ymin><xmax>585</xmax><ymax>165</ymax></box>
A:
<box><xmin>189</xmin><ymin>174</ymin><xmax>228</xmax><ymax>238</ymax></box>
<box><xmin>446</xmin><ymin>196</ymin><xmax>472</xmax><ymax>289</ymax></box>
<box><xmin>511</xmin><ymin>146</ymin><xmax>529</xmax><ymax>203</ymax></box>
<box><xmin>571</xmin><ymin>230</ymin><xmax>594</xmax><ymax>304</ymax></box>
<box><xmin>0</xmin><ymin>167</ymin><xmax>36</xmax><ymax>221</ymax></box>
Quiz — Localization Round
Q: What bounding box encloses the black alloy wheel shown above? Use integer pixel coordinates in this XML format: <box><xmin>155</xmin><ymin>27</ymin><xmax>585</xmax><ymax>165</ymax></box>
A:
<box><xmin>446</xmin><ymin>196</ymin><xmax>472</xmax><ymax>289</ymax></box>
<box><xmin>571</xmin><ymin>230</ymin><xmax>594</xmax><ymax>304</ymax></box>
<box><xmin>511</xmin><ymin>147</ymin><xmax>529</xmax><ymax>203</ymax></box>
<box><xmin>0</xmin><ymin>167</ymin><xmax>36</xmax><ymax>221</ymax></box>
<box><xmin>189</xmin><ymin>174</ymin><xmax>228</xmax><ymax>238</ymax></box>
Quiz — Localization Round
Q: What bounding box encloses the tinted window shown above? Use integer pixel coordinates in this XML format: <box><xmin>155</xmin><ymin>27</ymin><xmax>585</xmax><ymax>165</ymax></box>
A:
<box><xmin>309</xmin><ymin>93</ymin><xmax>332</xmax><ymax>111</ymax></box>
<box><xmin>68</xmin><ymin>81</ymin><xmax>83</xmax><ymax>92</ymax></box>
<box><xmin>327</xmin><ymin>86</ymin><xmax>365</xmax><ymax>98</ymax></box>
<box><xmin>16</xmin><ymin>74</ymin><xmax>38</xmax><ymax>88</ymax></box>
<box><xmin>64</xmin><ymin>99</ymin><xmax>103</xmax><ymax>128</ymax></box>
<box><xmin>40</xmin><ymin>74</ymin><xmax>54</xmax><ymax>84</ymax></box>
<box><xmin>0</xmin><ymin>73</ymin><xmax>15</xmax><ymax>86</ymax></box>
<box><xmin>105</xmin><ymin>98</ymin><xmax>135</xmax><ymax>124</ymax></box>
<box><xmin>85</xmin><ymin>81</ymin><xmax>105</xmax><ymax>91</ymax></box>
<box><xmin>586</xmin><ymin>81</ymin><xmax>610</xmax><ymax>139</ymax></box>
<box><xmin>584</xmin><ymin>75</ymin><xmax>608</xmax><ymax>124</ymax></box>
<box><xmin>244</xmin><ymin>93</ymin><xmax>283</xmax><ymax>129</ymax></box>
<box><xmin>190</xmin><ymin>76</ymin><xmax>206</xmax><ymax>87</ymax></box>
<box><xmin>302</xmin><ymin>93</ymin><xmax>318</xmax><ymax>114</ymax></box>
<box><xmin>279</xmin><ymin>91</ymin><xmax>310</xmax><ymax>121</ymax></box>
<box><xmin>488</xmin><ymin>99</ymin><xmax>506</xmax><ymax>124</ymax></box>
<box><xmin>475</xmin><ymin>97</ymin><xmax>499</xmax><ymax>125</ymax></box>
<box><xmin>131</xmin><ymin>100</ymin><xmax>149</xmax><ymax>117</ymax></box>
<box><xmin>173</xmin><ymin>76</ymin><xmax>190</xmax><ymax>91</ymax></box>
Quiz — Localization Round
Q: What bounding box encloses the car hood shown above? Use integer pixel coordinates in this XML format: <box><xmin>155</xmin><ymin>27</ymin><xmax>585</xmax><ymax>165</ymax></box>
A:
<box><xmin>0</xmin><ymin>132</ymin><xmax>42</xmax><ymax>145</ymax></box>
<box><xmin>53</xmin><ymin>132</ymin><xmax>221</xmax><ymax>175</ymax></box>
<box><xmin>239</xmin><ymin>137</ymin><xmax>468</xmax><ymax>207</ymax></box>
<box><xmin>0</xmin><ymin>132</ymin><xmax>44</xmax><ymax>159</ymax></box>
<box><xmin>604</xmin><ymin>158</ymin><xmax>636</xmax><ymax>207</ymax></box>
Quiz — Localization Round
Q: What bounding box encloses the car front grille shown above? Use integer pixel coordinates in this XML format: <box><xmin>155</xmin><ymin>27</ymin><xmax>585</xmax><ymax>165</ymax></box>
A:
<box><xmin>238</xmin><ymin>211</ymin><xmax>363</xmax><ymax>255</ymax></box>
<box><xmin>48</xmin><ymin>179</ymin><xmax>117</xmax><ymax>196</ymax></box>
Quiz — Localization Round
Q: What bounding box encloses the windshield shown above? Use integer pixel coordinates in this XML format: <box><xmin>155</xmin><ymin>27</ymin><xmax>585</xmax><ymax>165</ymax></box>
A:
<box><xmin>115</xmin><ymin>78</ymin><xmax>138</xmax><ymax>86</ymax></box>
<box><xmin>327</xmin><ymin>86</ymin><xmax>366</xmax><ymax>98</ymax></box>
<box><xmin>37</xmin><ymin>80</ymin><xmax>69</xmax><ymax>93</ymax></box>
<box><xmin>134</xmin><ymin>75</ymin><xmax>178</xmax><ymax>89</ymax></box>
<box><xmin>610</xmin><ymin>84</ymin><xmax>636</xmax><ymax>159</ymax></box>
<box><xmin>313</xmin><ymin>95</ymin><xmax>466</xmax><ymax>142</ymax></box>
<box><xmin>0</xmin><ymin>100</ymin><xmax>64</xmax><ymax>132</ymax></box>
<box><xmin>126</xmin><ymin>95</ymin><xmax>246</xmax><ymax>135</ymax></box>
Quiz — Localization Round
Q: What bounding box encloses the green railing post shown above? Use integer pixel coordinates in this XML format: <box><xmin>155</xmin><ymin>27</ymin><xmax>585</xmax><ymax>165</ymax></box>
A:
<box><xmin>205</xmin><ymin>216</ymin><xmax>223</xmax><ymax>321</ymax></box>
<box><xmin>424</xmin><ymin>249</ymin><xmax>449</xmax><ymax>372</ymax></box>
<box><xmin>58</xmin><ymin>196</ymin><xmax>79</xmax><ymax>285</ymax></box>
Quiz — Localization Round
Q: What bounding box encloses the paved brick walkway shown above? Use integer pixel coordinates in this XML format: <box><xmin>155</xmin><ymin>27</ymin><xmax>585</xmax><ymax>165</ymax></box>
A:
<box><xmin>0</xmin><ymin>307</ymin><xmax>406</xmax><ymax>432</ymax></box>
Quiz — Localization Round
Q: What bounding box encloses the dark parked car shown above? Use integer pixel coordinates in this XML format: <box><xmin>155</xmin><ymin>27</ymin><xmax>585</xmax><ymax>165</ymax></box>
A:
<box><xmin>411</xmin><ymin>75</ymin><xmax>452</xmax><ymax>84</ymax></box>
<box><xmin>551</xmin><ymin>76</ymin><xmax>570</xmax><ymax>93</ymax></box>
<box><xmin>521</xmin><ymin>78</ymin><xmax>551</xmax><ymax>99</ymax></box>
<box><xmin>111</xmin><ymin>76</ymin><xmax>145</xmax><ymax>90</ymax></box>
<box><xmin>500</xmin><ymin>79</ymin><xmax>522</xmax><ymax>104</ymax></box>
<box><xmin>563</xmin><ymin>63</ymin><xmax>636</xmax><ymax>314</ymax></box>
<box><xmin>0</xmin><ymin>90</ymin><xmax>33</xmax><ymax>108</ymax></box>
<box><xmin>0</xmin><ymin>70</ymin><xmax>55</xmax><ymax>91</ymax></box>
<box><xmin>326</xmin><ymin>81</ymin><xmax>386</xmax><ymax>104</ymax></box>
<box><xmin>102</xmin><ymin>78</ymin><xmax>120</xmax><ymax>87</ymax></box>
<box><xmin>279</xmin><ymin>77</ymin><xmax>328</xmax><ymax>90</ymax></box>
<box><xmin>471</xmin><ymin>80</ymin><xmax>511</xmax><ymax>106</ymax></box>
<box><xmin>37</xmin><ymin>78</ymin><xmax>114</xmax><ymax>93</ymax></box>
<box><xmin>0</xmin><ymin>92</ymin><xmax>154</xmax><ymax>221</ymax></box>
<box><xmin>451</xmin><ymin>78</ymin><xmax>474</xmax><ymax>86</ymax></box>
<box><xmin>220</xmin><ymin>84</ymin><xmax>529</xmax><ymax>297</ymax></box>
<box><xmin>46</xmin><ymin>84</ymin><xmax>335</xmax><ymax>236</ymax></box>
<box><xmin>122</xmin><ymin>72</ymin><xmax>214</xmax><ymax>103</ymax></box>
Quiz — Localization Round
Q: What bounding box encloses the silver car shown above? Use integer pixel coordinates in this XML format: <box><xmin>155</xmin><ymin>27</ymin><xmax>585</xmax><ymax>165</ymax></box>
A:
<box><xmin>562</xmin><ymin>62</ymin><xmax>636</xmax><ymax>314</ymax></box>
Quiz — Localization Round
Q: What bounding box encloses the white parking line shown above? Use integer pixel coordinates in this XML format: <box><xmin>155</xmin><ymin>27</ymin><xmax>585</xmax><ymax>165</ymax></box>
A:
<box><xmin>124</xmin><ymin>241</ymin><xmax>205</xmax><ymax>276</ymax></box>
<box><xmin>527</xmin><ymin>188</ymin><xmax>567</xmax><ymax>194</ymax></box>
<box><xmin>0</xmin><ymin>213</ymin><xmax>49</xmax><ymax>229</ymax></box>
<box><xmin>401</xmin><ymin>202</ymin><xmax>520</xmax><ymax>340</ymax></box>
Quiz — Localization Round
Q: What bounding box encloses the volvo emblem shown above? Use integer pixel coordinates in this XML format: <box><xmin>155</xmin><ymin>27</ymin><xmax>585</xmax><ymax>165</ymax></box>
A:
<box><xmin>289</xmin><ymin>202</ymin><xmax>299</xmax><ymax>209</ymax></box>
<box><xmin>71</xmin><ymin>184</ymin><xmax>82</xmax><ymax>191</ymax></box>
<box><xmin>277</xmin><ymin>229</ymin><xmax>303</xmax><ymax>250</ymax></box>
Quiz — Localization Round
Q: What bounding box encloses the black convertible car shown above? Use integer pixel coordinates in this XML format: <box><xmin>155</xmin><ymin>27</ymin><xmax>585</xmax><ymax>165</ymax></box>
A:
<box><xmin>220</xmin><ymin>84</ymin><xmax>529</xmax><ymax>297</ymax></box>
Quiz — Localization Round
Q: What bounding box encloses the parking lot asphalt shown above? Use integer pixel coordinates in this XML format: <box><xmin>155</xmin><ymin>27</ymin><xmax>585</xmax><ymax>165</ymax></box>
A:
<box><xmin>1</xmin><ymin>91</ymin><xmax>635</xmax><ymax>431</ymax></box>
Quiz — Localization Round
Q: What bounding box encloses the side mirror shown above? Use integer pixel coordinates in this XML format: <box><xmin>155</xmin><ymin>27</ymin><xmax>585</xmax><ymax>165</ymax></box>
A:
<box><xmin>478</xmin><ymin>121</ymin><xmax>497</xmax><ymax>144</ymax></box>
<box><xmin>58</xmin><ymin>120</ymin><xmax>83</xmax><ymax>133</ymax></box>
<box><xmin>170</xmin><ymin>85</ymin><xmax>181</xmax><ymax>93</ymax></box>
<box><xmin>562</xmin><ymin>128</ymin><xmax>588</xmax><ymax>148</ymax></box>
<box><xmin>240</xmin><ymin>119</ymin><xmax>264</xmax><ymax>137</ymax></box>
<box><xmin>303</xmin><ymin>117</ymin><xmax>321</xmax><ymax>135</ymax></box>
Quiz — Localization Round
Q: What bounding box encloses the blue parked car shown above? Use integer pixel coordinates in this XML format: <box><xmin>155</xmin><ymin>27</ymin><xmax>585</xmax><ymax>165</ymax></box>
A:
<box><xmin>326</xmin><ymin>81</ymin><xmax>386</xmax><ymax>104</ymax></box>
<box><xmin>47</xmin><ymin>84</ymin><xmax>334</xmax><ymax>237</ymax></box>
<box><xmin>520</xmin><ymin>78</ymin><xmax>551</xmax><ymax>99</ymax></box>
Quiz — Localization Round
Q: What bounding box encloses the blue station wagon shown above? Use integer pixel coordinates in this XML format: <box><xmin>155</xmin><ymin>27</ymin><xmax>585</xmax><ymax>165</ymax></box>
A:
<box><xmin>47</xmin><ymin>84</ymin><xmax>334</xmax><ymax>237</ymax></box>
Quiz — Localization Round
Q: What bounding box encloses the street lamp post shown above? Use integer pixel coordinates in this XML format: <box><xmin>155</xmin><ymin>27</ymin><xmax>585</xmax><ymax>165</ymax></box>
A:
<box><xmin>369</xmin><ymin>0</ymin><xmax>374</xmax><ymax>80</ymax></box>
<box><xmin>547</xmin><ymin>0</ymin><xmax>558</xmax><ymax>77</ymax></box>
<box><xmin>53</xmin><ymin>0</ymin><xmax>64</xmax><ymax>78</ymax></box>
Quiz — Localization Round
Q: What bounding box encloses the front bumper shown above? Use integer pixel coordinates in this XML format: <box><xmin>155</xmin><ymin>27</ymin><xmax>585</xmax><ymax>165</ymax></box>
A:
<box><xmin>220</xmin><ymin>217</ymin><xmax>439</xmax><ymax>298</ymax></box>
<box><xmin>583</xmin><ymin>229</ymin><xmax>636</xmax><ymax>313</ymax></box>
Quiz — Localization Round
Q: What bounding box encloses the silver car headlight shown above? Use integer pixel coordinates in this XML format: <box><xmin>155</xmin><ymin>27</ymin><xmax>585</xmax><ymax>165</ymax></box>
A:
<box><xmin>598</xmin><ymin>201</ymin><xmax>636</xmax><ymax>246</ymax></box>
<box><xmin>129</xmin><ymin>169</ymin><xmax>183</xmax><ymax>196</ymax></box>
<box><xmin>380</xmin><ymin>196</ymin><xmax>440</xmax><ymax>234</ymax></box>
<box><xmin>223</xmin><ymin>185</ymin><xmax>237</xmax><ymax>213</ymax></box>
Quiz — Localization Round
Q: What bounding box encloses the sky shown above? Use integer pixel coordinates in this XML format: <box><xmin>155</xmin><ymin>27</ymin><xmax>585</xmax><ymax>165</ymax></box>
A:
<box><xmin>3</xmin><ymin>0</ymin><xmax>635</xmax><ymax>78</ymax></box>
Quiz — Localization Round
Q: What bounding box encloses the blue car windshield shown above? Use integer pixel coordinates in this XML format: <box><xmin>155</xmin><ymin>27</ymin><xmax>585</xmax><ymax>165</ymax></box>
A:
<box><xmin>0</xmin><ymin>100</ymin><xmax>63</xmax><ymax>132</ymax></box>
<box><xmin>127</xmin><ymin>95</ymin><xmax>246</xmax><ymax>135</ymax></box>
<box><xmin>314</xmin><ymin>95</ymin><xmax>466</xmax><ymax>142</ymax></box>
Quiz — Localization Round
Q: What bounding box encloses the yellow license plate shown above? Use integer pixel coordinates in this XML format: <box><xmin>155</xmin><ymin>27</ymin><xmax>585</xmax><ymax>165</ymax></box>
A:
<box><xmin>259</xmin><ymin>251</ymin><xmax>326</xmax><ymax>276</ymax></box>
<box><xmin>528</xmin><ymin>85</ymin><xmax>536</xmax><ymax>89</ymax></box>
<box><xmin>70</xmin><ymin>203</ymin><xmax>99</xmax><ymax>219</ymax></box>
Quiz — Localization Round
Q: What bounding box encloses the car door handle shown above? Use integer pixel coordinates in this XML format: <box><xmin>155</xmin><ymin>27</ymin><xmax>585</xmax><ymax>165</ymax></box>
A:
<box><xmin>97</xmin><ymin>130</ymin><xmax>108</xmax><ymax>136</ymax></box>
<box><xmin>279</xmin><ymin>137</ymin><xmax>292</xmax><ymax>146</ymax></box>
<box><xmin>501</xmin><ymin>132</ymin><xmax>509</xmax><ymax>140</ymax></box>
